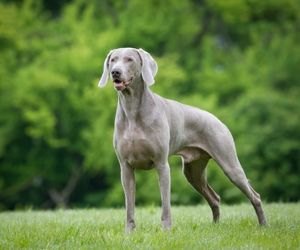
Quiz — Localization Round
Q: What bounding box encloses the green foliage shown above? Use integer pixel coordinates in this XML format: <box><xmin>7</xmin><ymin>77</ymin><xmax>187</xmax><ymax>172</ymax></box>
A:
<box><xmin>0</xmin><ymin>204</ymin><xmax>300</xmax><ymax>249</ymax></box>
<box><xmin>230</xmin><ymin>91</ymin><xmax>300</xmax><ymax>201</ymax></box>
<box><xmin>0</xmin><ymin>0</ymin><xmax>299</xmax><ymax>209</ymax></box>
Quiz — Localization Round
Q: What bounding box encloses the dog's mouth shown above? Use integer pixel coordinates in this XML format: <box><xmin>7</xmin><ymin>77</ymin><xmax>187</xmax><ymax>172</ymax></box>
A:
<box><xmin>113</xmin><ymin>78</ymin><xmax>133</xmax><ymax>91</ymax></box>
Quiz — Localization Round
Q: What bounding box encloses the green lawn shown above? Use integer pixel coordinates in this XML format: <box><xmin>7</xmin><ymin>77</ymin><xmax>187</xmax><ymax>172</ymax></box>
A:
<box><xmin>0</xmin><ymin>203</ymin><xmax>299</xmax><ymax>249</ymax></box>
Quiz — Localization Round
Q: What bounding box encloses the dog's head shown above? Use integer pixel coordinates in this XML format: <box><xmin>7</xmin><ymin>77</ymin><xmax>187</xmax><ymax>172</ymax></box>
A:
<box><xmin>98</xmin><ymin>48</ymin><xmax>158</xmax><ymax>91</ymax></box>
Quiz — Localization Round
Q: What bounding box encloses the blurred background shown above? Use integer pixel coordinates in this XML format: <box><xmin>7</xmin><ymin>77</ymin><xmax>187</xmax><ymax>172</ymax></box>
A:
<box><xmin>0</xmin><ymin>0</ymin><xmax>299</xmax><ymax>210</ymax></box>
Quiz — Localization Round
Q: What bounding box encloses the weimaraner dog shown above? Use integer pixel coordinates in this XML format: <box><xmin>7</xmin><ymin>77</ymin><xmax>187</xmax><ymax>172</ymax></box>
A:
<box><xmin>98</xmin><ymin>47</ymin><xmax>267</xmax><ymax>232</ymax></box>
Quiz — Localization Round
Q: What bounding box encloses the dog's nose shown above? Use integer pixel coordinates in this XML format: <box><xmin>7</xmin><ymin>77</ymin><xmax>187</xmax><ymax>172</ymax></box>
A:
<box><xmin>112</xmin><ymin>70</ymin><xmax>121</xmax><ymax>78</ymax></box>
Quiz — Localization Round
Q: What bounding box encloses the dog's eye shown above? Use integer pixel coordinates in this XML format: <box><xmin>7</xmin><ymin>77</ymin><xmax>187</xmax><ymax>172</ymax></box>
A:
<box><xmin>110</xmin><ymin>58</ymin><xmax>115</xmax><ymax>63</ymax></box>
<box><xmin>125</xmin><ymin>57</ymin><xmax>133</xmax><ymax>62</ymax></box>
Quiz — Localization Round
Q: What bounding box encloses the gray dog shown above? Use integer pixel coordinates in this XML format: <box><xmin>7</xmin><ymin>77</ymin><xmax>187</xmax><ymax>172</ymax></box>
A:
<box><xmin>98</xmin><ymin>47</ymin><xmax>267</xmax><ymax>232</ymax></box>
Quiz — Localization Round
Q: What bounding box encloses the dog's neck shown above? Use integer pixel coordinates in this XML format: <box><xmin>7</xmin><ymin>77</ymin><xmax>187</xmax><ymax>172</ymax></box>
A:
<box><xmin>117</xmin><ymin>77</ymin><xmax>154</xmax><ymax>121</ymax></box>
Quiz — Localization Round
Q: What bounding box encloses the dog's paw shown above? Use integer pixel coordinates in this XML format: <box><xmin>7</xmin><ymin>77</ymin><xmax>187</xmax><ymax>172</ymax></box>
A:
<box><xmin>162</xmin><ymin>219</ymin><xmax>172</xmax><ymax>231</ymax></box>
<box><xmin>125</xmin><ymin>222</ymin><xmax>136</xmax><ymax>233</ymax></box>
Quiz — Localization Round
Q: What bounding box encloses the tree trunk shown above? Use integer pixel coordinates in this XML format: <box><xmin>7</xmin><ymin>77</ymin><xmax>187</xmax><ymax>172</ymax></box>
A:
<box><xmin>48</xmin><ymin>166</ymin><xmax>81</xmax><ymax>208</ymax></box>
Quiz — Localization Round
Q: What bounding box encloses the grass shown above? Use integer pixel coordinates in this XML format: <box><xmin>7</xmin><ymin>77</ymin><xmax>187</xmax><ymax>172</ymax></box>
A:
<box><xmin>0</xmin><ymin>203</ymin><xmax>299</xmax><ymax>250</ymax></box>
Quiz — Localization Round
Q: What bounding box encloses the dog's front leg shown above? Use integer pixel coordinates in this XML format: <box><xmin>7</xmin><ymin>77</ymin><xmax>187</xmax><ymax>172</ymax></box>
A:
<box><xmin>121</xmin><ymin>163</ymin><xmax>136</xmax><ymax>233</ymax></box>
<box><xmin>157</xmin><ymin>162</ymin><xmax>171</xmax><ymax>230</ymax></box>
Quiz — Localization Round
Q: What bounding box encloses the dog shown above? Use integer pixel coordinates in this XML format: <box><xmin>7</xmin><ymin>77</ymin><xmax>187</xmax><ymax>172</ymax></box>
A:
<box><xmin>98</xmin><ymin>47</ymin><xmax>267</xmax><ymax>232</ymax></box>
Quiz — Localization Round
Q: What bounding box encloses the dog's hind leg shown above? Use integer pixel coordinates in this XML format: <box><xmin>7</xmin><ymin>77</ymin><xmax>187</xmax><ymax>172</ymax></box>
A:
<box><xmin>215</xmin><ymin>156</ymin><xmax>267</xmax><ymax>225</ymax></box>
<box><xmin>205</xmin><ymin>124</ymin><xmax>267</xmax><ymax>225</ymax></box>
<box><xmin>182</xmin><ymin>155</ymin><xmax>221</xmax><ymax>222</ymax></box>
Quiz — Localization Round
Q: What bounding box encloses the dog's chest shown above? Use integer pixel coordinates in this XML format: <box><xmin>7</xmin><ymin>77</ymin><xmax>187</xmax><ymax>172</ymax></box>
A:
<box><xmin>115</xmin><ymin>123</ymin><xmax>157</xmax><ymax>169</ymax></box>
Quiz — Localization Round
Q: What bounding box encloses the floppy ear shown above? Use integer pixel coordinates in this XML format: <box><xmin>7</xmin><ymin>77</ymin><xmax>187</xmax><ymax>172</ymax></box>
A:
<box><xmin>98</xmin><ymin>50</ymin><xmax>114</xmax><ymax>88</ymax></box>
<box><xmin>137</xmin><ymin>48</ymin><xmax>158</xmax><ymax>86</ymax></box>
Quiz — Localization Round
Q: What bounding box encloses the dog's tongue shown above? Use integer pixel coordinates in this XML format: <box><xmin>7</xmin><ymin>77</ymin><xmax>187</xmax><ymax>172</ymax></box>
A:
<box><xmin>114</xmin><ymin>81</ymin><xmax>125</xmax><ymax>91</ymax></box>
